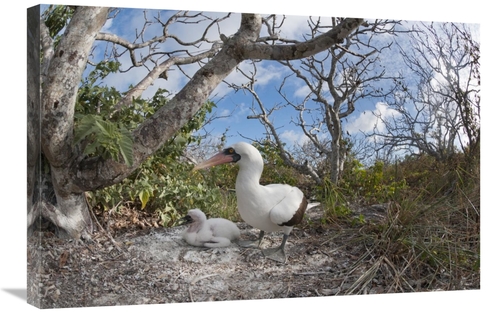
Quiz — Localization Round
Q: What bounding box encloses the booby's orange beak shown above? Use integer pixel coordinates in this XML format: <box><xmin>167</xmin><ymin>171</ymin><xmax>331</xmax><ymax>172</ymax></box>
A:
<box><xmin>193</xmin><ymin>152</ymin><xmax>235</xmax><ymax>171</ymax></box>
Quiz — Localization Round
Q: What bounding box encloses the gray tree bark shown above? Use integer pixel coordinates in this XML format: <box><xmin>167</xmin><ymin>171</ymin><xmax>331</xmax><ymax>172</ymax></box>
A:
<box><xmin>27</xmin><ymin>6</ymin><xmax>41</xmax><ymax>233</ymax></box>
<box><xmin>30</xmin><ymin>6</ymin><xmax>110</xmax><ymax>239</ymax></box>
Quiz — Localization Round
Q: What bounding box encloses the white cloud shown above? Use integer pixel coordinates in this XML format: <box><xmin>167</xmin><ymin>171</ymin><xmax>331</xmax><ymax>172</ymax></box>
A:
<box><xmin>281</xmin><ymin>129</ymin><xmax>309</xmax><ymax>146</ymax></box>
<box><xmin>211</xmin><ymin>60</ymin><xmax>287</xmax><ymax>99</ymax></box>
<box><xmin>101</xmin><ymin>17</ymin><xmax>114</xmax><ymax>33</ymax></box>
<box><xmin>345</xmin><ymin>102</ymin><xmax>400</xmax><ymax>134</ymax></box>
<box><xmin>254</xmin><ymin>63</ymin><xmax>284</xmax><ymax>87</ymax></box>
<box><xmin>219</xmin><ymin>109</ymin><xmax>231</xmax><ymax>116</ymax></box>
<box><xmin>293</xmin><ymin>85</ymin><xmax>311</xmax><ymax>99</ymax></box>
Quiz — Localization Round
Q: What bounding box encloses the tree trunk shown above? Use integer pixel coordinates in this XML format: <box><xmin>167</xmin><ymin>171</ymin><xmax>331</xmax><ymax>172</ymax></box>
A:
<box><xmin>29</xmin><ymin>7</ymin><xmax>110</xmax><ymax>239</ymax></box>
<box><xmin>329</xmin><ymin>112</ymin><xmax>342</xmax><ymax>185</ymax></box>
<box><xmin>27</xmin><ymin>5</ymin><xmax>41</xmax><ymax>234</ymax></box>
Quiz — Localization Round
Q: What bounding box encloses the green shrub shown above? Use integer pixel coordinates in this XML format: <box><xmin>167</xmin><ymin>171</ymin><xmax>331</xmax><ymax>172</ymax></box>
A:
<box><xmin>340</xmin><ymin>159</ymin><xmax>408</xmax><ymax>205</ymax></box>
<box><xmin>76</xmin><ymin>60</ymin><xmax>239</xmax><ymax>226</ymax></box>
<box><xmin>316</xmin><ymin>178</ymin><xmax>351</xmax><ymax>222</ymax></box>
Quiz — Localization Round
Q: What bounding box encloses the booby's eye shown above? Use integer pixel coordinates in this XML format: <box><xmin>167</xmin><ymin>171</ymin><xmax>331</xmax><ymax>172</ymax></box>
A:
<box><xmin>224</xmin><ymin>147</ymin><xmax>240</xmax><ymax>163</ymax></box>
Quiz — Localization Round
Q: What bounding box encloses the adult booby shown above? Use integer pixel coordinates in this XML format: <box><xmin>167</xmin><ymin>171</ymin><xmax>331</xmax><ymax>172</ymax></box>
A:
<box><xmin>181</xmin><ymin>208</ymin><xmax>240</xmax><ymax>248</ymax></box>
<box><xmin>194</xmin><ymin>142</ymin><xmax>312</xmax><ymax>262</ymax></box>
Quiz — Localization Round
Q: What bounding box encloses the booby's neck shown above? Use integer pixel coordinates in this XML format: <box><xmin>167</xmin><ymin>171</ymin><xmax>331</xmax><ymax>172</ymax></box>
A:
<box><xmin>235</xmin><ymin>157</ymin><xmax>264</xmax><ymax>190</ymax></box>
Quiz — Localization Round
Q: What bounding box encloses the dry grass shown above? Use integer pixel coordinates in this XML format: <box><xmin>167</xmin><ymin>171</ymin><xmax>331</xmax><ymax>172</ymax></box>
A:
<box><xmin>315</xmin><ymin>152</ymin><xmax>481</xmax><ymax>294</ymax></box>
<box><xmin>342</xmin><ymin>164</ymin><xmax>479</xmax><ymax>293</ymax></box>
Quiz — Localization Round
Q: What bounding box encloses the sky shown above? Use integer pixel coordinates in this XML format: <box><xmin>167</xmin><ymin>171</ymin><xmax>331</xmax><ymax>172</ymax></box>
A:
<box><xmin>1</xmin><ymin>0</ymin><xmax>497</xmax><ymax>312</ymax></box>
<box><xmin>91</xmin><ymin>10</ymin><xmax>347</xmax><ymax>145</ymax></box>
<box><xmin>82</xmin><ymin>7</ymin><xmax>481</xmax><ymax>161</ymax></box>
<box><xmin>105</xmin><ymin>10</ymin><xmax>397</xmax><ymax>141</ymax></box>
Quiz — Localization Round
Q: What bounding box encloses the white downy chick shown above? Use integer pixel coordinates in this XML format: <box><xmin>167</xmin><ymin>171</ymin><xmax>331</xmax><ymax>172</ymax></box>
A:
<box><xmin>181</xmin><ymin>208</ymin><xmax>240</xmax><ymax>248</ymax></box>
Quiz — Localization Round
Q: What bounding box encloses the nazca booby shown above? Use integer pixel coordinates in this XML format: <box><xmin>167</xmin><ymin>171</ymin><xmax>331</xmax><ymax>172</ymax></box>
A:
<box><xmin>194</xmin><ymin>142</ymin><xmax>315</xmax><ymax>262</ymax></box>
<box><xmin>181</xmin><ymin>208</ymin><xmax>240</xmax><ymax>248</ymax></box>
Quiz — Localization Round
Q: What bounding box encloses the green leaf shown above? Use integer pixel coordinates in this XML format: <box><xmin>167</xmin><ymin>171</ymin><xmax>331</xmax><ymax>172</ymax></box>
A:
<box><xmin>139</xmin><ymin>189</ymin><xmax>150</xmax><ymax>209</ymax></box>
<box><xmin>74</xmin><ymin>115</ymin><xmax>100</xmax><ymax>144</ymax></box>
<box><xmin>94</xmin><ymin>119</ymin><xmax>116</xmax><ymax>139</ymax></box>
<box><xmin>84</xmin><ymin>140</ymin><xmax>100</xmax><ymax>156</ymax></box>
<box><xmin>74</xmin><ymin>114</ymin><xmax>134</xmax><ymax>166</ymax></box>
<box><xmin>118</xmin><ymin>128</ymin><xmax>134</xmax><ymax>167</ymax></box>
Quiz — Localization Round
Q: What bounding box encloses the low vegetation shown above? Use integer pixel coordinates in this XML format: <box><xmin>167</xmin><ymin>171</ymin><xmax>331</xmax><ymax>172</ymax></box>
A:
<box><xmin>320</xmin><ymin>150</ymin><xmax>480</xmax><ymax>292</ymax></box>
<box><xmin>84</xmin><ymin>127</ymin><xmax>479</xmax><ymax>292</ymax></box>
<box><xmin>76</xmin><ymin>60</ymin><xmax>479</xmax><ymax>293</ymax></box>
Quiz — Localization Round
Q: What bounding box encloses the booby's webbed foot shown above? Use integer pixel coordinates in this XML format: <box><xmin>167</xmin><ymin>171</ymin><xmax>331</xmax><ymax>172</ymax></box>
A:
<box><xmin>262</xmin><ymin>233</ymin><xmax>289</xmax><ymax>263</ymax></box>
<box><xmin>262</xmin><ymin>246</ymin><xmax>287</xmax><ymax>263</ymax></box>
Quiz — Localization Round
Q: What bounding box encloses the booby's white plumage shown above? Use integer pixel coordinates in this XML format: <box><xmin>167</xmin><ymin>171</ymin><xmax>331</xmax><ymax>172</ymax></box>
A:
<box><xmin>194</xmin><ymin>142</ymin><xmax>315</xmax><ymax>262</ymax></box>
<box><xmin>181</xmin><ymin>208</ymin><xmax>240</xmax><ymax>248</ymax></box>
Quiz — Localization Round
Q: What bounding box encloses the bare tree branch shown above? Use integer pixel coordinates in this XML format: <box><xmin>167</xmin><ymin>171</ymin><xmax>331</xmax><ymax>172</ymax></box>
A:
<box><xmin>370</xmin><ymin>22</ymin><xmax>480</xmax><ymax>161</ymax></box>
<box><xmin>237</xmin><ymin>18</ymin><xmax>401</xmax><ymax>184</ymax></box>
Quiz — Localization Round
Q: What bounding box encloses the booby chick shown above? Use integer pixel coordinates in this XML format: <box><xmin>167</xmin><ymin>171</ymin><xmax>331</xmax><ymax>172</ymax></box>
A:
<box><xmin>181</xmin><ymin>208</ymin><xmax>240</xmax><ymax>248</ymax></box>
<box><xmin>194</xmin><ymin>142</ymin><xmax>317</xmax><ymax>263</ymax></box>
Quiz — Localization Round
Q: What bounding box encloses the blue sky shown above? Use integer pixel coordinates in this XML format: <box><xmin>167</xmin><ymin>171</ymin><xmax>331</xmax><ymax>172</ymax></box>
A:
<box><xmin>88</xmin><ymin>9</ymin><xmax>415</xmax><ymax>148</ymax></box>
<box><xmin>91</xmin><ymin>8</ymin><xmax>480</xmax><ymax>157</ymax></box>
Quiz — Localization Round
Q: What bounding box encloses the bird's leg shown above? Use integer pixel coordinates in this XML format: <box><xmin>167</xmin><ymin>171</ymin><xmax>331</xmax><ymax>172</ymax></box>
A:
<box><xmin>262</xmin><ymin>234</ymin><xmax>288</xmax><ymax>263</ymax></box>
<box><xmin>238</xmin><ymin>230</ymin><xmax>265</xmax><ymax>248</ymax></box>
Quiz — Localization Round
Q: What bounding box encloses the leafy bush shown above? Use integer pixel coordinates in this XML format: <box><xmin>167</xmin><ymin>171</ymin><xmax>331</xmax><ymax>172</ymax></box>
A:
<box><xmin>74</xmin><ymin>114</ymin><xmax>134</xmax><ymax>166</ymax></box>
<box><xmin>76</xmin><ymin>60</ymin><xmax>240</xmax><ymax>226</ymax></box>
<box><xmin>340</xmin><ymin>159</ymin><xmax>408</xmax><ymax>205</ymax></box>
<box><xmin>82</xmin><ymin>97</ymin><xmax>241</xmax><ymax>227</ymax></box>
<box><xmin>316</xmin><ymin>178</ymin><xmax>352</xmax><ymax>222</ymax></box>
<box><xmin>42</xmin><ymin>5</ymin><xmax>75</xmax><ymax>43</ymax></box>
<box><xmin>255</xmin><ymin>141</ymin><xmax>298</xmax><ymax>186</ymax></box>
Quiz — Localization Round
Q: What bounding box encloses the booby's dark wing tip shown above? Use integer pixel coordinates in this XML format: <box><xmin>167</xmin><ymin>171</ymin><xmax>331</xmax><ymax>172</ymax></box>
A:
<box><xmin>279</xmin><ymin>196</ymin><xmax>308</xmax><ymax>227</ymax></box>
